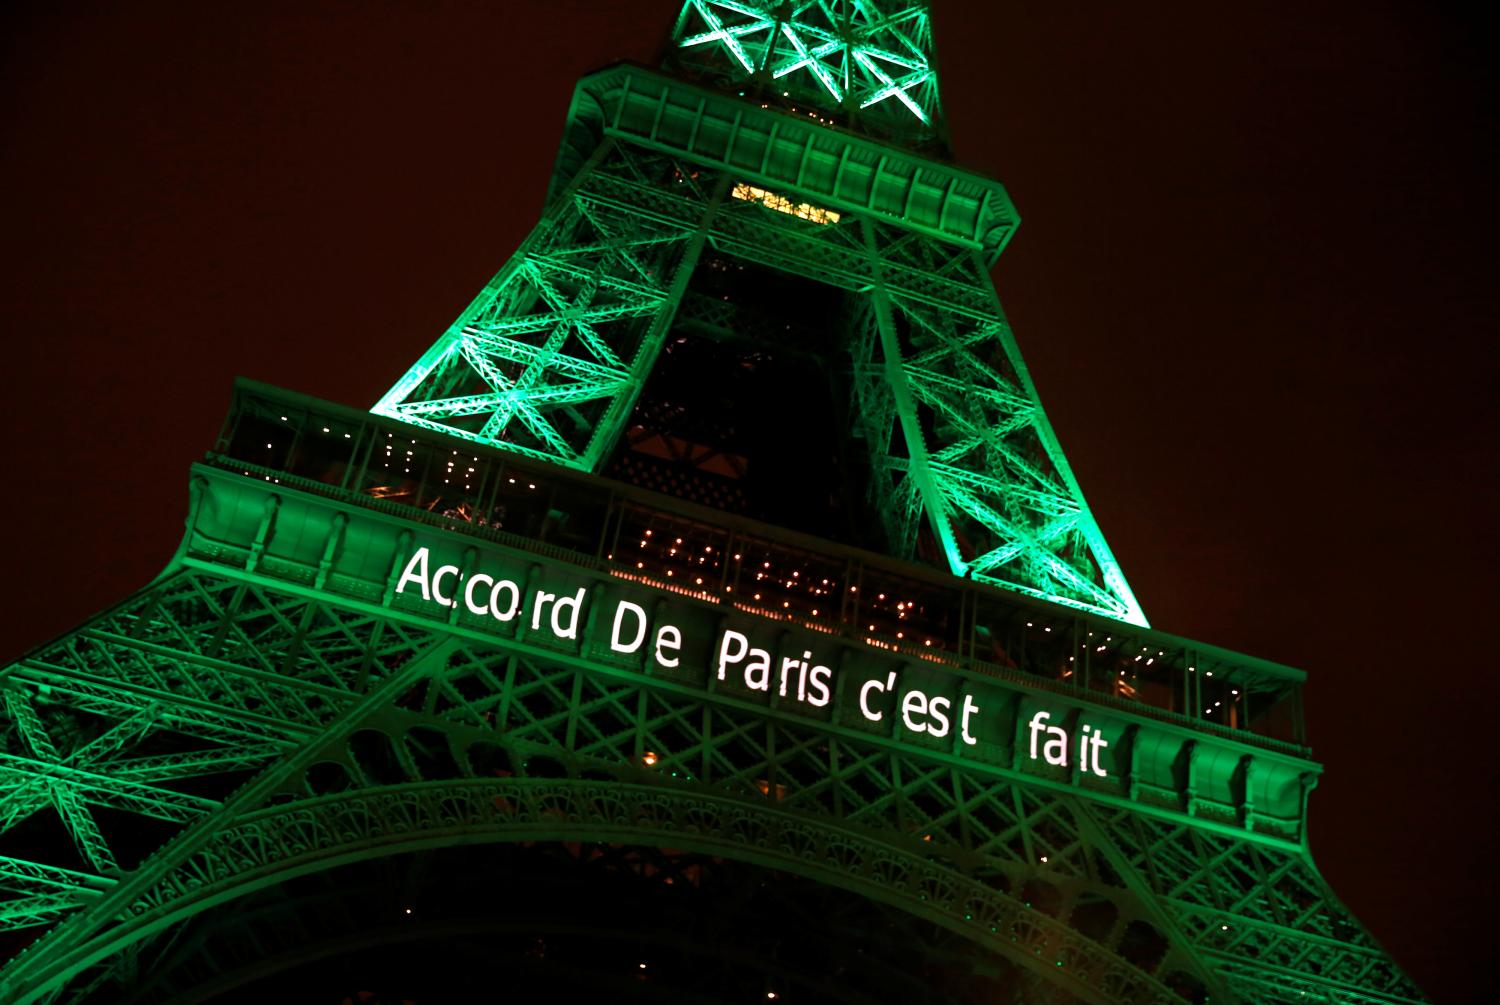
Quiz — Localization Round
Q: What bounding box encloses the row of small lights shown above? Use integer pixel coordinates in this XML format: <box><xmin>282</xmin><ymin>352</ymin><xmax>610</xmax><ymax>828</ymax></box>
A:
<box><xmin>254</xmin><ymin>415</ymin><xmax>357</xmax><ymax>481</ymax></box>
<box><xmin>266</xmin><ymin>419</ymin><xmax>552</xmax><ymax>499</ymax></box>
<box><xmin>260</xmin><ymin>416</ymin><xmax>353</xmax><ymax>473</ymax></box>
<box><xmin>277</xmin><ymin>414</ymin><xmax>352</xmax><ymax>439</ymax></box>
<box><xmin>260</xmin><ymin>422</ymin><xmax>1265</xmax><ymax>730</ymax></box>
<box><xmin>1028</xmin><ymin>622</ymin><xmax>1240</xmax><ymax>679</ymax></box>
<box><xmin>614</xmin><ymin>528</ymin><xmax>949</xmax><ymax>644</ymax></box>
<box><xmin>249</xmin><ymin>429</ymin><xmax>1255</xmax><ymax>728</ymax></box>
<box><xmin>748</xmin><ymin>87</ymin><xmax>839</xmax><ymax>129</ymax></box>
<box><xmin>1024</xmin><ymin>622</ymin><xmax>1250</xmax><ymax>718</ymax></box>
<box><xmin>443</xmin><ymin>448</ymin><xmax>479</xmax><ymax>491</ymax></box>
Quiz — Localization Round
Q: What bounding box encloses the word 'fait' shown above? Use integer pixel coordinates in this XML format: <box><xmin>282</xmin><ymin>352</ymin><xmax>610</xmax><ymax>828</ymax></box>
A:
<box><xmin>1028</xmin><ymin>711</ymin><xmax>1109</xmax><ymax>777</ymax></box>
<box><xmin>396</xmin><ymin>547</ymin><xmax>1113</xmax><ymax>775</ymax></box>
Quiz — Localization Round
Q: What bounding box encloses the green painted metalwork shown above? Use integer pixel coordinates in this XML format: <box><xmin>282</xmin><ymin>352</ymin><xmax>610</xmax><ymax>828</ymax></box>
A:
<box><xmin>1</xmin><ymin>5</ymin><xmax>1424</xmax><ymax>1001</ymax></box>
<box><xmin>373</xmin><ymin>142</ymin><xmax>723</xmax><ymax>471</ymax></box>
<box><xmin>667</xmin><ymin>0</ymin><xmax>944</xmax><ymax>148</ymax></box>
<box><xmin>0</xmin><ymin>385</ymin><xmax>1420</xmax><ymax>1002</ymax></box>
<box><xmin>376</xmin><ymin>57</ymin><xmax>1145</xmax><ymax>624</ymax></box>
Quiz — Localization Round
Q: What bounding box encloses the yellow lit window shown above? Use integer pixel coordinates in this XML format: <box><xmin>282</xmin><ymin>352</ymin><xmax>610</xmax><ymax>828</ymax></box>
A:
<box><xmin>731</xmin><ymin>183</ymin><xmax>840</xmax><ymax>224</ymax></box>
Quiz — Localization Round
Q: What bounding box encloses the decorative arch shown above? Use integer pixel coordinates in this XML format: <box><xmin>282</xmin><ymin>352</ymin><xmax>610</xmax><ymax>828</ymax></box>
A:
<box><xmin>33</xmin><ymin>779</ymin><xmax>1189</xmax><ymax>1005</ymax></box>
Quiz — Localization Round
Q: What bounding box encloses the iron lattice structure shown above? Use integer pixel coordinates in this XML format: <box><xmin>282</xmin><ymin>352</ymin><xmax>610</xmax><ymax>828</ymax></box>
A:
<box><xmin>372</xmin><ymin>2</ymin><xmax>1143</xmax><ymax>626</ymax></box>
<box><xmin>667</xmin><ymin>0</ymin><xmax>946</xmax><ymax>148</ymax></box>
<box><xmin>0</xmin><ymin>499</ymin><xmax>1421</xmax><ymax>1002</ymax></box>
<box><xmin>0</xmin><ymin>3</ymin><xmax>1423</xmax><ymax>1003</ymax></box>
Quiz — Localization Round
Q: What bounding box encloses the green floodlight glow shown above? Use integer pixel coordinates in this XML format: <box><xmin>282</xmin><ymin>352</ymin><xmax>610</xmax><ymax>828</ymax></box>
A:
<box><xmin>0</xmin><ymin>10</ymin><xmax>1429</xmax><ymax>1001</ymax></box>
<box><xmin>371</xmin><ymin>54</ymin><xmax>1150</xmax><ymax>625</ymax></box>
<box><xmin>852</xmin><ymin>48</ymin><xmax>930</xmax><ymax>122</ymax></box>
<box><xmin>682</xmin><ymin>1</ymin><xmax>759</xmax><ymax>74</ymax></box>
<box><xmin>671</xmin><ymin>0</ymin><xmax>943</xmax><ymax>144</ymax></box>
<box><xmin>774</xmin><ymin>24</ymin><xmax>844</xmax><ymax>102</ymax></box>
<box><xmin>373</xmin><ymin>1</ymin><xmax>1148</xmax><ymax>626</ymax></box>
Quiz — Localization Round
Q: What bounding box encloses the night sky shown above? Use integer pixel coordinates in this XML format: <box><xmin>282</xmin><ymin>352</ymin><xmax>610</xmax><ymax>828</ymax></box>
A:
<box><xmin>3</xmin><ymin>2</ymin><xmax>1494</xmax><ymax>1000</ymax></box>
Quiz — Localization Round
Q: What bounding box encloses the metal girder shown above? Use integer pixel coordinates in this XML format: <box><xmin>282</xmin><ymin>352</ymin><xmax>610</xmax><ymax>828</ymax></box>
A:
<box><xmin>0</xmin><ymin>549</ymin><xmax>1417</xmax><ymax>1003</ymax></box>
<box><xmin>847</xmin><ymin>220</ymin><xmax>1147</xmax><ymax>624</ymax></box>
<box><xmin>0</xmin><ymin>571</ymin><xmax>443</xmax><ymax>950</ymax></box>
<box><xmin>669</xmin><ymin>1</ymin><xmax>944</xmax><ymax>149</ymax></box>
<box><xmin>0</xmin><ymin>4</ymin><xmax>1419</xmax><ymax>998</ymax></box>
<box><xmin>0</xmin><ymin>761</ymin><xmax>213</xmax><ymax>826</ymax></box>
<box><xmin>3</xmin><ymin>693</ymin><xmax>116</xmax><ymax>875</ymax></box>
<box><xmin>1081</xmin><ymin>804</ymin><xmax>1423</xmax><ymax>1004</ymax></box>
<box><xmin>373</xmin><ymin>142</ymin><xmax>728</xmax><ymax>470</ymax></box>
<box><xmin>0</xmin><ymin>857</ymin><xmax>111</xmax><ymax>935</ymax></box>
<box><xmin>374</xmin><ymin>127</ymin><xmax>1145</xmax><ymax>622</ymax></box>
<box><xmin>0</xmin><ymin>596</ymin><xmax>460</xmax><ymax>1002</ymax></box>
<box><xmin>0</xmin><ymin>705</ymin><xmax>154</xmax><ymax>836</ymax></box>
<box><xmin>26</xmin><ymin>748</ymin><xmax>1192</xmax><ymax>1005</ymax></box>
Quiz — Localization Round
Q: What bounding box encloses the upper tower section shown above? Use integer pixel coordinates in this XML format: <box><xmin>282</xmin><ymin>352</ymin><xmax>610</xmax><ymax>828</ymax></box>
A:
<box><xmin>374</xmin><ymin>2</ymin><xmax>1146</xmax><ymax>626</ymax></box>
<box><xmin>665</xmin><ymin>1</ymin><xmax>946</xmax><ymax>153</ymax></box>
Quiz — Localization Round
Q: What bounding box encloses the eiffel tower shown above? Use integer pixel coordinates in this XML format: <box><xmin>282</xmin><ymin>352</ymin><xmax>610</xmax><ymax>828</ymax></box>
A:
<box><xmin>0</xmin><ymin>3</ymin><xmax>1425</xmax><ymax>1002</ymax></box>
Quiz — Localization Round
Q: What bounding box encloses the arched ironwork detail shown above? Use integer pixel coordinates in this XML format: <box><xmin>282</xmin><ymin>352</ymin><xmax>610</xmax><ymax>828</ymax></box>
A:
<box><xmin>31</xmin><ymin>780</ymin><xmax>1195</xmax><ymax>1005</ymax></box>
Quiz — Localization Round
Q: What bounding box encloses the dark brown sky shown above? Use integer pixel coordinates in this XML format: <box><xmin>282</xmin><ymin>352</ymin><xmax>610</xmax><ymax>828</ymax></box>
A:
<box><xmin>2</xmin><ymin>2</ymin><xmax>1495</xmax><ymax>1000</ymax></box>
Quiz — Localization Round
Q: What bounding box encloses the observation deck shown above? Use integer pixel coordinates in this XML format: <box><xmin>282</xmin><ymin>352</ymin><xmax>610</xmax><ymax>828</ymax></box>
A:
<box><xmin>196</xmin><ymin>381</ymin><xmax>1315</xmax><ymax>844</ymax></box>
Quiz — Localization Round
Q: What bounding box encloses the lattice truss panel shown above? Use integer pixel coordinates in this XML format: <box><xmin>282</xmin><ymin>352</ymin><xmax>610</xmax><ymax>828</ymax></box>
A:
<box><xmin>849</xmin><ymin>222</ymin><xmax>1145</xmax><ymax>625</ymax></box>
<box><xmin>376</xmin><ymin>141</ymin><xmax>1145</xmax><ymax>624</ymax></box>
<box><xmin>0</xmin><ymin>597</ymin><xmax>1417</xmax><ymax>1004</ymax></box>
<box><xmin>1085</xmin><ymin>806</ymin><xmax>1424</xmax><ymax>1004</ymax></box>
<box><xmin>3</xmin><ymin>647</ymin><xmax>1191</xmax><ymax>1005</ymax></box>
<box><xmin>0</xmin><ymin>572</ymin><xmax>443</xmax><ymax>963</ymax></box>
<box><xmin>669</xmin><ymin>0</ymin><xmax>943</xmax><ymax>147</ymax></box>
<box><xmin>372</xmin><ymin>143</ymin><xmax>724</xmax><ymax>470</ymax></box>
<box><xmin>408</xmin><ymin>652</ymin><xmax>1407</xmax><ymax>1003</ymax></box>
<box><xmin>695</xmin><ymin>188</ymin><xmax>1143</xmax><ymax>624</ymax></box>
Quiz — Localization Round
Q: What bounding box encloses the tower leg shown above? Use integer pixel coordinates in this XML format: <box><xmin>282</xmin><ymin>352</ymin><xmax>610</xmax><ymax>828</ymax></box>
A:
<box><xmin>374</xmin><ymin>143</ymin><xmax>729</xmax><ymax>472</ymax></box>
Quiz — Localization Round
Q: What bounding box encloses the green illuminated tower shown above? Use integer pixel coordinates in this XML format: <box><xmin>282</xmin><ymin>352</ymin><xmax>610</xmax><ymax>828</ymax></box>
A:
<box><xmin>372</xmin><ymin>1</ymin><xmax>1144</xmax><ymax>627</ymax></box>
<box><xmin>0</xmin><ymin>3</ymin><xmax>1423</xmax><ymax>1003</ymax></box>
